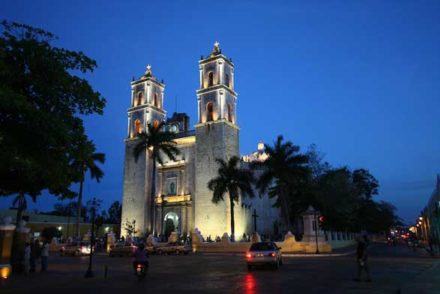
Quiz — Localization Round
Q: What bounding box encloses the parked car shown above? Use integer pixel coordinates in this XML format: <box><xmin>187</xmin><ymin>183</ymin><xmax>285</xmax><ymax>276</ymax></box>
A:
<box><xmin>156</xmin><ymin>242</ymin><xmax>191</xmax><ymax>255</ymax></box>
<box><xmin>109</xmin><ymin>242</ymin><xmax>137</xmax><ymax>257</ymax></box>
<box><xmin>60</xmin><ymin>242</ymin><xmax>91</xmax><ymax>256</ymax></box>
<box><xmin>245</xmin><ymin>242</ymin><xmax>282</xmax><ymax>270</ymax></box>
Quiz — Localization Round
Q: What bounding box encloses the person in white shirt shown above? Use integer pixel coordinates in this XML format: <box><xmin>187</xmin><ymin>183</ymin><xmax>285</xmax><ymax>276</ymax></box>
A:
<box><xmin>40</xmin><ymin>240</ymin><xmax>49</xmax><ymax>272</ymax></box>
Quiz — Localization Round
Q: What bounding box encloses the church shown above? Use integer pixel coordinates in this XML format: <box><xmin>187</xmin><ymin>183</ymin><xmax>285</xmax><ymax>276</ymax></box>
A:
<box><xmin>121</xmin><ymin>43</ymin><xmax>278</xmax><ymax>239</ymax></box>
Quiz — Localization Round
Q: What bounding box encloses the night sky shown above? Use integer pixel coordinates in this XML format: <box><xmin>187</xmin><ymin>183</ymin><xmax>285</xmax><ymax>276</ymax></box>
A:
<box><xmin>1</xmin><ymin>1</ymin><xmax>439</xmax><ymax>224</ymax></box>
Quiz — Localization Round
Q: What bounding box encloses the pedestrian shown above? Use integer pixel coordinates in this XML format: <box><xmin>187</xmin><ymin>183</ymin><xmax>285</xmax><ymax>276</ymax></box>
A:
<box><xmin>23</xmin><ymin>242</ymin><xmax>31</xmax><ymax>275</ymax></box>
<box><xmin>30</xmin><ymin>238</ymin><xmax>41</xmax><ymax>272</ymax></box>
<box><xmin>41</xmin><ymin>240</ymin><xmax>49</xmax><ymax>272</ymax></box>
<box><xmin>354</xmin><ymin>233</ymin><xmax>371</xmax><ymax>282</ymax></box>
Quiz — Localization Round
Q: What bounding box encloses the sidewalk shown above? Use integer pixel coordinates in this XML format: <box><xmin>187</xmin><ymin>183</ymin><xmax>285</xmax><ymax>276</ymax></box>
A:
<box><xmin>400</xmin><ymin>259</ymin><xmax>440</xmax><ymax>293</ymax></box>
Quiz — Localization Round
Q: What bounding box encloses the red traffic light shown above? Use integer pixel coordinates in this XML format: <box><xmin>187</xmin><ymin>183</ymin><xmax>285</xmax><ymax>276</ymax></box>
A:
<box><xmin>319</xmin><ymin>216</ymin><xmax>324</xmax><ymax>223</ymax></box>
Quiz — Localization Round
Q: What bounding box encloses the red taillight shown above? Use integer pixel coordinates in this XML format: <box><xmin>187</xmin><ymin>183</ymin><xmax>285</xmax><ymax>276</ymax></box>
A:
<box><xmin>246</xmin><ymin>253</ymin><xmax>252</xmax><ymax>259</ymax></box>
<box><xmin>270</xmin><ymin>252</ymin><xmax>276</xmax><ymax>257</ymax></box>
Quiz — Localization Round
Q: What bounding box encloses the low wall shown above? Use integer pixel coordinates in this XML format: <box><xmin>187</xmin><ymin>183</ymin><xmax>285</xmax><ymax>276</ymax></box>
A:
<box><xmin>192</xmin><ymin>230</ymin><xmax>332</xmax><ymax>254</ymax></box>
<box><xmin>327</xmin><ymin>231</ymin><xmax>356</xmax><ymax>249</ymax></box>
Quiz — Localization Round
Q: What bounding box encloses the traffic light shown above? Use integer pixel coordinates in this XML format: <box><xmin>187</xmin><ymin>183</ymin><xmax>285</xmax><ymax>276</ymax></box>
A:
<box><xmin>318</xmin><ymin>216</ymin><xmax>324</xmax><ymax>229</ymax></box>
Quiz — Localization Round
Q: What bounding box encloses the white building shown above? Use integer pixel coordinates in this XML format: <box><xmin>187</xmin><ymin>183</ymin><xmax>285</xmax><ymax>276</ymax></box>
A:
<box><xmin>121</xmin><ymin>43</ymin><xmax>278</xmax><ymax>239</ymax></box>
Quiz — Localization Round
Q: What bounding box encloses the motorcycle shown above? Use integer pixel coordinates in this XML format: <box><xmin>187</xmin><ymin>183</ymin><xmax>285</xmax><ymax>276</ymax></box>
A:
<box><xmin>134</xmin><ymin>261</ymin><xmax>148</xmax><ymax>280</ymax></box>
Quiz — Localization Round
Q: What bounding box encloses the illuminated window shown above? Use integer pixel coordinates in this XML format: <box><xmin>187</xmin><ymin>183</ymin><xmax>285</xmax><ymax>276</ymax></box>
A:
<box><xmin>207</xmin><ymin>102</ymin><xmax>214</xmax><ymax>122</ymax></box>
<box><xmin>227</xmin><ymin>104</ymin><xmax>233</xmax><ymax>123</ymax></box>
<box><xmin>208</xmin><ymin>72</ymin><xmax>214</xmax><ymax>87</ymax></box>
<box><xmin>153</xmin><ymin>120</ymin><xmax>160</xmax><ymax>129</ymax></box>
<box><xmin>136</xmin><ymin>92</ymin><xmax>143</xmax><ymax>106</ymax></box>
<box><xmin>225</xmin><ymin>74</ymin><xmax>230</xmax><ymax>88</ymax></box>
<box><xmin>134</xmin><ymin>119</ymin><xmax>142</xmax><ymax>135</ymax></box>
<box><xmin>154</xmin><ymin>93</ymin><xmax>159</xmax><ymax>108</ymax></box>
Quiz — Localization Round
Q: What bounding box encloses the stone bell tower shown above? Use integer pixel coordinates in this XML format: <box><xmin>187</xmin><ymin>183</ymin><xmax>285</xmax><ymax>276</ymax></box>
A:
<box><xmin>121</xmin><ymin>65</ymin><xmax>166</xmax><ymax>235</ymax></box>
<box><xmin>194</xmin><ymin>42</ymin><xmax>242</xmax><ymax>238</ymax></box>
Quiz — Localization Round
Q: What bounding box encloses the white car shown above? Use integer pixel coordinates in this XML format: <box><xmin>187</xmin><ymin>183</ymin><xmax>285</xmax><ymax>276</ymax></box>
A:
<box><xmin>60</xmin><ymin>242</ymin><xmax>91</xmax><ymax>256</ymax></box>
<box><xmin>245</xmin><ymin>242</ymin><xmax>282</xmax><ymax>270</ymax></box>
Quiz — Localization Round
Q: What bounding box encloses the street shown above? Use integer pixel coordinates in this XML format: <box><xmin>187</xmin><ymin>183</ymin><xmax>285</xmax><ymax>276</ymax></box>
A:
<box><xmin>2</xmin><ymin>243</ymin><xmax>438</xmax><ymax>293</ymax></box>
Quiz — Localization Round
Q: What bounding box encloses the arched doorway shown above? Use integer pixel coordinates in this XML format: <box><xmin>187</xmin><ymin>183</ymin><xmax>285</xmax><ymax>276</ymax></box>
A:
<box><xmin>163</xmin><ymin>212</ymin><xmax>179</xmax><ymax>237</ymax></box>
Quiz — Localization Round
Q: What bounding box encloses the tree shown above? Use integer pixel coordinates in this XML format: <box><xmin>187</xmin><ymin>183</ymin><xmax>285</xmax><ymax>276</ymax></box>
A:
<box><xmin>71</xmin><ymin>142</ymin><xmax>105</xmax><ymax>239</ymax></box>
<box><xmin>208</xmin><ymin>156</ymin><xmax>255</xmax><ymax>241</ymax></box>
<box><xmin>252</xmin><ymin>135</ymin><xmax>309</xmax><ymax>230</ymax></box>
<box><xmin>50</xmin><ymin>201</ymin><xmax>78</xmax><ymax>216</ymax></box>
<box><xmin>133</xmin><ymin>122</ymin><xmax>180</xmax><ymax>233</ymax></box>
<box><xmin>313</xmin><ymin>167</ymin><xmax>357</xmax><ymax>231</ymax></box>
<box><xmin>0</xmin><ymin>21</ymin><xmax>106</xmax><ymax>200</ymax></box>
<box><xmin>107</xmin><ymin>201</ymin><xmax>122</xmax><ymax>224</ymax></box>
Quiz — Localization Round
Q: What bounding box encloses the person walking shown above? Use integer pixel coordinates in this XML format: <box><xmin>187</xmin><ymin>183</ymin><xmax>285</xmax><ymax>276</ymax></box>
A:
<box><xmin>40</xmin><ymin>240</ymin><xmax>49</xmax><ymax>272</ymax></box>
<box><xmin>23</xmin><ymin>242</ymin><xmax>31</xmax><ymax>275</ymax></box>
<box><xmin>30</xmin><ymin>239</ymin><xmax>41</xmax><ymax>272</ymax></box>
<box><xmin>354</xmin><ymin>233</ymin><xmax>372</xmax><ymax>282</ymax></box>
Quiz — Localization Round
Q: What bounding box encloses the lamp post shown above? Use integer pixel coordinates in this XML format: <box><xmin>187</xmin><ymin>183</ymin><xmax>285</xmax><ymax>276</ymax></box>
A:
<box><xmin>85</xmin><ymin>205</ymin><xmax>95</xmax><ymax>278</ymax></box>
<box><xmin>314</xmin><ymin>211</ymin><xmax>320</xmax><ymax>254</ymax></box>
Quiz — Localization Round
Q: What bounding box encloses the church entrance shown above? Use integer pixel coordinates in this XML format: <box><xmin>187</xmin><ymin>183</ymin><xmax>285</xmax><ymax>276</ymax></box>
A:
<box><xmin>163</xmin><ymin>212</ymin><xmax>179</xmax><ymax>237</ymax></box>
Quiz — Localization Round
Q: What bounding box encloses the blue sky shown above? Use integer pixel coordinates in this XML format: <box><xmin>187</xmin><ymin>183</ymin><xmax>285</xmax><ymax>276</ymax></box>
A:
<box><xmin>1</xmin><ymin>0</ymin><xmax>439</xmax><ymax>224</ymax></box>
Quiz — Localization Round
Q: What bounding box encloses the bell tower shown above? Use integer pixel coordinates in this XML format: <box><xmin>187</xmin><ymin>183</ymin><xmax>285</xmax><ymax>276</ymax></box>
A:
<box><xmin>121</xmin><ymin>65</ymin><xmax>166</xmax><ymax>235</ymax></box>
<box><xmin>194</xmin><ymin>42</ymin><xmax>243</xmax><ymax>238</ymax></box>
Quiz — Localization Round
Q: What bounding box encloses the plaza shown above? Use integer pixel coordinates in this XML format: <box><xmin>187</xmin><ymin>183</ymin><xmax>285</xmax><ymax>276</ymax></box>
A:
<box><xmin>2</xmin><ymin>243</ymin><xmax>438</xmax><ymax>293</ymax></box>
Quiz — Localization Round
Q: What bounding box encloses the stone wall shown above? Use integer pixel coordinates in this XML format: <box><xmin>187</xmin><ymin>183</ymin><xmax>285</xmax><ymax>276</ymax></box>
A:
<box><xmin>191</xmin><ymin>230</ymin><xmax>332</xmax><ymax>254</ymax></box>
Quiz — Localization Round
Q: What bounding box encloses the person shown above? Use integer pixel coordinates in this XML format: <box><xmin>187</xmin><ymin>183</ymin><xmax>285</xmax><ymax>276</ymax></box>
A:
<box><xmin>40</xmin><ymin>240</ymin><xmax>49</xmax><ymax>272</ymax></box>
<box><xmin>23</xmin><ymin>242</ymin><xmax>31</xmax><ymax>275</ymax></box>
<box><xmin>30</xmin><ymin>239</ymin><xmax>40</xmax><ymax>273</ymax></box>
<box><xmin>354</xmin><ymin>233</ymin><xmax>371</xmax><ymax>282</ymax></box>
<box><xmin>132</xmin><ymin>243</ymin><xmax>149</xmax><ymax>273</ymax></box>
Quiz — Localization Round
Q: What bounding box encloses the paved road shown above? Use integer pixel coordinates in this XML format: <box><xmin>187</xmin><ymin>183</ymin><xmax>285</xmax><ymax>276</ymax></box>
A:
<box><xmin>1</xmin><ymin>243</ymin><xmax>438</xmax><ymax>293</ymax></box>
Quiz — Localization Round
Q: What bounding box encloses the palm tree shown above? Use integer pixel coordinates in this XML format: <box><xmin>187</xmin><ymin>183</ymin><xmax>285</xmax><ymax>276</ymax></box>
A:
<box><xmin>252</xmin><ymin>135</ymin><xmax>309</xmax><ymax>230</ymax></box>
<box><xmin>133</xmin><ymin>121</ymin><xmax>180</xmax><ymax>234</ymax></box>
<box><xmin>71</xmin><ymin>142</ymin><xmax>105</xmax><ymax>240</ymax></box>
<box><xmin>208</xmin><ymin>156</ymin><xmax>255</xmax><ymax>241</ymax></box>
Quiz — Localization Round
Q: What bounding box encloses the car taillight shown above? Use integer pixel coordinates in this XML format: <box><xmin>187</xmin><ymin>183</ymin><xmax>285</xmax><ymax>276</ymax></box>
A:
<box><xmin>246</xmin><ymin>253</ymin><xmax>252</xmax><ymax>259</ymax></box>
<box><xmin>270</xmin><ymin>252</ymin><xmax>276</xmax><ymax>257</ymax></box>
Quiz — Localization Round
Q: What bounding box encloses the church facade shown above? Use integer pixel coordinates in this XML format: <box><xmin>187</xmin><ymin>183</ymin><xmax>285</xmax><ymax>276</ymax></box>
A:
<box><xmin>121</xmin><ymin>43</ymin><xmax>278</xmax><ymax>239</ymax></box>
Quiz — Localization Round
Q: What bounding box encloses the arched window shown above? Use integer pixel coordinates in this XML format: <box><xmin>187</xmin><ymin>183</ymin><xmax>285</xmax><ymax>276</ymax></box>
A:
<box><xmin>154</xmin><ymin>93</ymin><xmax>159</xmax><ymax>108</ymax></box>
<box><xmin>136</xmin><ymin>92</ymin><xmax>143</xmax><ymax>106</ymax></box>
<box><xmin>227</xmin><ymin>104</ymin><xmax>233</xmax><ymax>123</ymax></box>
<box><xmin>207</xmin><ymin>102</ymin><xmax>214</xmax><ymax>122</ymax></box>
<box><xmin>208</xmin><ymin>72</ymin><xmax>214</xmax><ymax>87</ymax></box>
<box><xmin>225</xmin><ymin>74</ymin><xmax>230</xmax><ymax>88</ymax></box>
<box><xmin>134</xmin><ymin>119</ymin><xmax>142</xmax><ymax>135</ymax></box>
<box><xmin>153</xmin><ymin>119</ymin><xmax>160</xmax><ymax>129</ymax></box>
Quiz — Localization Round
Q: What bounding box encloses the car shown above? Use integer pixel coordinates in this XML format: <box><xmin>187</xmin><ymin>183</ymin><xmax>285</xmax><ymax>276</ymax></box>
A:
<box><xmin>156</xmin><ymin>242</ymin><xmax>191</xmax><ymax>255</ymax></box>
<box><xmin>245</xmin><ymin>242</ymin><xmax>282</xmax><ymax>270</ymax></box>
<box><xmin>109</xmin><ymin>242</ymin><xmax>137</xmax><ymax>257</ymax></box>
<box><xmin>60</xmin><ymin>242</ymin><xmax>91</xmax><ymax>256</ymax></box>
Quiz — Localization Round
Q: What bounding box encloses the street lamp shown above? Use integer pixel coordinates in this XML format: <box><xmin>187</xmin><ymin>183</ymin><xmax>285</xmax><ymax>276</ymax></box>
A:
<box><xmin>314</xmin><ymin>211</ymin><xmax>320</xmax><ymax>254</ymax></box>
<box><xmin>85</xmin><ymin>199</ymin><xmax>98</xmax><ymax>278</ymax></box>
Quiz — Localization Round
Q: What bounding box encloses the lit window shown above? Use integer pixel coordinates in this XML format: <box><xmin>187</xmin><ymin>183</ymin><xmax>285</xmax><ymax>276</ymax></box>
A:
<box><xmin>153</xmin><ymin>120</ymin><xmax>160</xmax><ymax>129</ymax></box>
<box><xmin>134</xmin><ymin>119</ymin><xmax>142</xmax><ymax>134</ymax></box>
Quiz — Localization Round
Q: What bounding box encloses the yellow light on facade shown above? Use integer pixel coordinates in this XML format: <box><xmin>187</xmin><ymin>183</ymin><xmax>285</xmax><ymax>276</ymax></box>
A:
<box><xmin>1</xmin><ymin>266</ymin><xmax>11</xmax><ymax>279</ymax></box>
<box><xmin>419</xmin><ymin>217</ymin><xmax>423</xmax><ymax>221</ymax></box>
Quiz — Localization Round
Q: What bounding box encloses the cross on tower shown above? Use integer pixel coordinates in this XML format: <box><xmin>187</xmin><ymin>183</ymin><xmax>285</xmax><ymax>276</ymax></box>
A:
<box><xmin>252</xmin><ymin>208</ymin><xmax>259</xmax><ymax>233</ymax></box>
